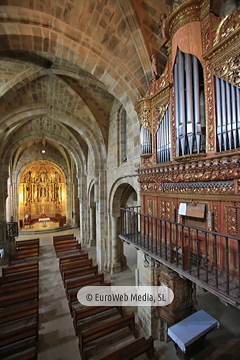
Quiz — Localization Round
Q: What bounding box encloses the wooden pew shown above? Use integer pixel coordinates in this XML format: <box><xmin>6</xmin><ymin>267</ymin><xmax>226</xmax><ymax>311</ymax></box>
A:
<box><xmin>99</xmin><ymin>336</ymin><xmax>154</xmax><ymax>360</ymax></box>
<box><xmin>0</xmin><ymin>278</ymin><xmax>39</xmax><ymax>295</ymax></box>
<box><xmin>57</xmin><ymin>249</ymin><xmax>82</xmax><ymax>258</ymax></box>
<box><xmin>78</xmin><ymin>313</ymin><xmax>136</xmax><ymax>359</ymax></box>
<box><xmin>10</xmin><ymin>249</ymin><xmax>39</xmax><ymax>262</ymax></box>
<box><xmin>67</xmin><ymin>276</ymin><xmax>109</xmax><ymax>313</ymax></box>
<box><xmin>0</xmin><ymin>343</ymin><xmax>38</xmax><ymax>360</ymax></box>
<box><xmin>55</xmin><ymin>241</ymin><xmax>79</xmax><ymax>253</ymax></box>
<box><xmin>54</xmin><ymin>238</ymin><xmax>78</xmax><ymax>248</ymax></box>
<box><xmin>16</xmin><ymin>238</ymin><xmax>39</xmax><ymax>246</ymax></box>
<box><xmin>55</xmin><ymin>244</ymin><xmax>81</xmax><ymax>255</ymax></box>
<box><xmin>53</xmin><ymin>233</ymin><xmax>74</xmax><ymax>239</ymax></box>
<box><xmin>53</xmin><ymin>234</ymin><xmax>75</xmax><ymax>245</ymax></box>
<box><xmin>63</xmin><ymin>265</ymin><xmax>98</xmax><ymax>282</ymax></box>
<box><xmin>2</xmin><ymin>262</ymin><xmax>39</xmax><ymax>276</ymax></box>
<box><xmin>0</xmin><ymin>288</ymin><xmax>38</xmax><ymax>309</ymax></box>
<box><xmin>0</xmin><ymin>269</ymin><xmax>38</xmax><ymax>285</ymax></box>
<box><xmin>60</xmin><ymin>258</ymin><xmax>93</xmax><ymax>276</ymax></box>
<box><xmin>66</xmin><ymin>273</ymin><xmax>104</xmax><ymax>296</ymax></box>
<box><xmin>0</xmin><ymin>322</ymin><xmax>38</xmax><ymax>359</ymax></box>
<box><xmin>73</xmin><ymin>305</ymin><xmax>122</xmax><ymax>335</ymax></box>
<box><xmin>59</xmin><ymin>252</ymin><xmax>88</xmax><ymax>267</ymax></box>
<box><xmin>0</xmin><ymin>302</ymin><xmax>39</xmax><ymax>327</ymax></box>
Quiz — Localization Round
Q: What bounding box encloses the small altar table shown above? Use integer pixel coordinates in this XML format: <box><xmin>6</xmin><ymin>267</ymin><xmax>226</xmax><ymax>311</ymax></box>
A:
<box><xmin>168</xmin><ymin>310</ymin><xmax>220</xmax><ymax>360</ymax></box>
<box><xmin>38</xmin><ymin>218</ymin><xmax>50</xmax><ymax>227</ymax></box>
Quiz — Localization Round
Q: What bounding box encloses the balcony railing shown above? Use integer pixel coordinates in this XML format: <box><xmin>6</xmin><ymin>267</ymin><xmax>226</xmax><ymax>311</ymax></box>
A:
<box><xmin>120</xmin><ymin>207</ymin><xmax>240</xmax><ymax>307</ymax></box>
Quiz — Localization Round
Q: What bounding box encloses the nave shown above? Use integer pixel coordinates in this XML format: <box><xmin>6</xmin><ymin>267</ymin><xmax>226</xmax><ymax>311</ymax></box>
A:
<box><xmin>1</xmin><ymin>230</ymin><xmax>240</xmax><ymax>360</ymax></box>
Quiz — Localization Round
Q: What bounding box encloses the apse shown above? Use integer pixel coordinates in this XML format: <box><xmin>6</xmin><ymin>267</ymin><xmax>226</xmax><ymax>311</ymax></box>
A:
<box><xmin>19</xmin><ymin>160</ymin><xmax>66</xmax><ymax>225</ymax></box>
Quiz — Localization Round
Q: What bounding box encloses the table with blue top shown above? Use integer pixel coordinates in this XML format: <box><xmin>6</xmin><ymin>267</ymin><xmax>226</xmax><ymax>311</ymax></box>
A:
<box><xmin>168</xmin><ymin>309</ymin><xmax>220</xmax><ymax>360</ymax></box>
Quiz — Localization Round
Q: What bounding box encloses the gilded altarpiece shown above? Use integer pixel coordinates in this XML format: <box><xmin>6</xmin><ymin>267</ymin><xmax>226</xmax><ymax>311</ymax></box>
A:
<box><xmin>19</xmin><ymin>160</ymin><xmax>66</xmax><ymax>219</ymax></box>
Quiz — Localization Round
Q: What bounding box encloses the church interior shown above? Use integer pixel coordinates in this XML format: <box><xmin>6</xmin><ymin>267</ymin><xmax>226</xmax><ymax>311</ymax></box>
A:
<box><xmin>0</xmin><ymin>0</ymin><xmax>240</xmax><ymax>359</ymax></box>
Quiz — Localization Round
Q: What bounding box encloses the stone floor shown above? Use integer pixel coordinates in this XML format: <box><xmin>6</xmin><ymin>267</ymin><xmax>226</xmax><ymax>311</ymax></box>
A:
<box><xmin>9</xmin><ymin>229</ymin><xmax>240</xmax><ymax>360</ymax></box>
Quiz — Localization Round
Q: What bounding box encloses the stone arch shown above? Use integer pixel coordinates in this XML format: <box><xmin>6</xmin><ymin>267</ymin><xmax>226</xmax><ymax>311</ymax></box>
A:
<box><xmin>108</xmin><ymin>178</ymin><xmax>140</xmax><ymax>273</ymax></box>
<box><xmin>109</xmin><ymin>177</ymin><xmax>140</xmax><ymax>218</ymax></box>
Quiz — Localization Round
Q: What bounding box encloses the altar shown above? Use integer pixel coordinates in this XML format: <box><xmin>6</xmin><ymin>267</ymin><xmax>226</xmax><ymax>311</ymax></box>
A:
<box><xmin>39</xmin><ymin>218</ymin><xmax>50</xmax><ymax>227</ymax></box>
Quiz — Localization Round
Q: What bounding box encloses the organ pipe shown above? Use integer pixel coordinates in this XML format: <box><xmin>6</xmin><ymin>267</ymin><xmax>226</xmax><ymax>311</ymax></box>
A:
<box><xmin>193</xmin><ymin>56</ymin><xmax>201</xmax><ymax>154</ymax></box>
<box><xmin>214</xmin><ymin>76</ymin><xmax>240</xmax><ymax>152</ymax></box>
<box><xmin>185</xmin><ymin>53</ymin><xmax>194</xmax><ymax>154</ymax></box>
<box><xmin>178</xmin><ymin>50</ymin><xmax>186</xmax><ymax>155</ymax></box>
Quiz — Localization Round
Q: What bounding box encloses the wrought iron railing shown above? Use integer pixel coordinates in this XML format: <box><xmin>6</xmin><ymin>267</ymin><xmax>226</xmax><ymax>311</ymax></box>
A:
<box><xmin>120</xmin><ymin>207</ymin><xmax>240</xmax><ymax>306</ymax></box>
<box><xmin>6</xmin><ymin>222</ymin><xmax>18</xmax><ymax>240</ymax></box>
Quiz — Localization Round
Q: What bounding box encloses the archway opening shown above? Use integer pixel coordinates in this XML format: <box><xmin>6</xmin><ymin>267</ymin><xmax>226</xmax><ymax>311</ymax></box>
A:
<box><xmin>18</xmin><ymin>160</ymin><xmax>66</xmax><ymax>230</ymax></box>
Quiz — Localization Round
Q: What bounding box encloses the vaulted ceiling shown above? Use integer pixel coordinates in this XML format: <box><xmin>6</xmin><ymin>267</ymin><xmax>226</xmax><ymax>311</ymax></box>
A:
<box><xmin>0</xmin><ymin>0</ymin><xmax>170</xmax><ymax>176</ymax></box>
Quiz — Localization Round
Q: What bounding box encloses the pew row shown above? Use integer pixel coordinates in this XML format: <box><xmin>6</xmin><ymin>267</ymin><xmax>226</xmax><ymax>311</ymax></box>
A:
<box><xmin>63</xmin><ymin>265</ymin><xmax>98</xmax><ymax>282</ymax></box>
<box><xmin>60</xmin><ymin>258</ymin><xmax>93</xmax><ymax>277</ymax></box>
<box><xmin>73</xmin><ymin>305</ymin><xmax>122</xmax><ymax>335</ymax></box>
<box><xmin>99</xmin><ymin>336</ymin><xmax>154</xmax><ymax>360</ymax></box>
<box><xmin>78</xmin><ymin>313</ymin><xmax>136</xmax><ymax>360</ymax></box>
<box><xmin>59</xmin><ymin>252</ymin><xmax>88</xmax><ymax>267</ymax></box>
<box><xmin>2</xmin><ymin>262</ymin><xmax>39</xmax><ymax>276</ymax></box>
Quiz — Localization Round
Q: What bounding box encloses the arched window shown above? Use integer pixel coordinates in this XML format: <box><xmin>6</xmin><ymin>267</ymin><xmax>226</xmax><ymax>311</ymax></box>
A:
<box><xmin>118</xmin><ymin>106</ymin><xmax>127</xmax><ymax>164</ymax></box>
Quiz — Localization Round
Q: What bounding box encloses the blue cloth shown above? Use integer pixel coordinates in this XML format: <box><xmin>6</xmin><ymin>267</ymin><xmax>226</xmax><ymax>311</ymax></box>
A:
<box><xmin>168</xmin><ymin>310</ymin><xmax>220</xmax><ymax>352</ymax></box>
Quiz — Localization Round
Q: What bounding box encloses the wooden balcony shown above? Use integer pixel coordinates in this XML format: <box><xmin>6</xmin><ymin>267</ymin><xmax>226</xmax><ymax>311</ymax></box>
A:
<box><xmin>120</xmin><ymin>207</ymin><xmax>240</xmax><ymax>307</ymax></box>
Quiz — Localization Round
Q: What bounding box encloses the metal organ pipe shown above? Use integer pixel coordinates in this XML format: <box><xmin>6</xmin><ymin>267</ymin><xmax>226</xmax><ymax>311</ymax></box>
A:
<box><xmin>174</xmin><ymin>62</ymin><xmax>179</xmax><ymax>156</ymax></box>
<box><xmin>226</xmin><ymin>81</ymin><xmax>232</xmax><ymax>149</ymax></box>
<box><xmin>185</xmin><ymin>53</ymin><xmax>194</xmax><ymax>154</ymax></box>
<box><xmin>178</xmin><ymin>50</ymin><xmax>186</xmax><ymax>156</ymax></box>
<box><xmin>215</xmin><ymin>77</ymin><xmax>222</xmax><ymax>151</ymax></box>
<box><xmin>236</xmin><ymin>86</ymin><xmax>240</xmax><ymax>145</ymax></box>
<box><xmin>140</xmin><ymin>126</ymin><xmax>152</xmax><ymax>154</ymax></box>
<box><xmin>220</xmin><ymin>78</ymin><xmax>227</xmax><ymax>151</ymax></box>
<box><xmin>193</xmin><ymin>56</ymin><xmax>201</xmax><ymax>154</ymax></box>
<box><xmin>231</xmin><ymin>84</ymin><xmax>237</xmax><ymax>149</ymax></box>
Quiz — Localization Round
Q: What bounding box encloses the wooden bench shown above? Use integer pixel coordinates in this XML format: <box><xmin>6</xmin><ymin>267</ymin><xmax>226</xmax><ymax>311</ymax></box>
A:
<box><xmin>2</xmin><ymin>262</ymin><xmax>39</xmax><ymax>276</ymax></box>
<box><xmin>66</xmin><ymin>273</ymin><xmax>105</xmax><ymax>296</ymax></box>
<box><xmin>53</xmin><ymin>234</ymin><xmax>75</xmax><ymax>245</ymax></box>
<box><xmin>0</xmin><ymin>322</ymin><xmax>38</xmax><ymax>358</ymax></box>
<box><xmin>10</xmin><ymin>249</ymin><xmax>39</xmax><ymax>262</ymax></box>
<box><xmin>55</xmin><ymin>244</ymin><xmax>81</xmax><ymax>255</ymax></box>
<box><xmin>78</xmin><ymin>313</ymin><xmax>136</xmax><ymax>359</ymax></box>
<box><xmin>0</xmin><ymin>302</ymin><xmax>39</xmax><ymax>327</ymax></box>
<box><xmin>54</xmin><ymin>238</ymin><xmax>77</xmax><ymax>247</ymax></box>
<box><xmin>99</xmin><ymin>336</ymin><xmax>154</xmax><ymax>360</ymax></box>
<box><xmin>53</xmin><ymin>233</ymin><xmax>74</xmax><ymax>239</ymax></box>
<box><xmin>0</xmin><ymin>269</ymin><xmax>39</xmax><ymax>285</ymax></box>
<box><xmin>16</xmin><ymin>238</ymin><xmax>39</xmax><ymax>246</ymax></box>
<box><xmin>0</xmin><ymin>288</ymin><xmax>38</xmax><ymax>309</ymax></box>
<box><xmin>63</xmin><ymin>265</ymin><xmax>98</xmax><ymax>282</ymax></box>
<box><xmin>67</xmin><ymin>278</ymin><xmax>111</xmax><ymax>314</ymax></box>
<box><xmin>0</xmin><ymin>278</ymin><xmax>39</xmax><ymax>295</ymax></box>
<box><xmin>60</xmin><ymin>258</ymin><xmax>93</xmax><ymax>276</ymax></box>
<box><xmin>73</xmin><ymin>305</ymin><xmax>122</xmax><ymax>335</ymax></box>
<box><xmin>0</xmin><ymin>343</ymin><xmax>38</xmax><ymax>360</ymax></box>
<box><xmin>57</xmin><ymin>249</ymin><xmax>82</xmax><ymax>258</ymax></box>
<box><xmin>59</xmin><ymin>252</ymin><xmax>88</xmax><ymax>267</ymax></box>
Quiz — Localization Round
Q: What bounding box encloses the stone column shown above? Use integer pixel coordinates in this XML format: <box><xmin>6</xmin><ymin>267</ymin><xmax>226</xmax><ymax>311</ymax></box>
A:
<box><xmin>89</xmin><ymin>205</ymin><xmax>96</xmax><ymax>246</ymax></box>
<box><xmin>110</xmin><ymin>215</ymin><xmax>122</xmax><ymax>273</ymax></box>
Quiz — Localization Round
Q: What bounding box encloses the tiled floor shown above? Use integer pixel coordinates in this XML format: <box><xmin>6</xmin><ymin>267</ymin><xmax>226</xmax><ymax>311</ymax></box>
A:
<box><xmin>12</xmin><ymin>230</ymin><xmax>240</xmax><ymax>360</ymax></box>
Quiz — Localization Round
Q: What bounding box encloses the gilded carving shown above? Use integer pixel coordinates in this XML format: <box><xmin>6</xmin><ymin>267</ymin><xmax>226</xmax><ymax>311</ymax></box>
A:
<box><xmin>224</xmin><ymin>205</ymin><xmax>237</xmax><ymax>236</ymax></box>
<box><xmin>135</xmin><ymin>99</ymin><xmax>151</xmax><ymax>130</ymax></box>
<box><xmin>213</xmin><ymin>53</ymin><xmax>240</xmax><ymax>88</ymax></box>
<box><xmin>204</xmin><ymin>60</ymin><xmax>216</xmax><ymax>152</ymax></box>
<box><xmin>214</xmin><ymin>7</ymin><xmax>240</xmax><ymax>46</ymax></box>
<box><xmin>155</xmin><ymin>104</ymin><xmax>168</xmax><ymax>131</ymax></box>
<box><xmin>19</xmin><ymin>160</ymin><xmax>66</xmax><ymax>217</ymax></box>
<box><xmin>212</xmin><ymin>204</ymin><xmax>219</xmax><ymax>232</ymax></box>
<box><xmin>159</xmin><ymin>201</ymin><xmax>170</xmax><ymax>220</ymax></box>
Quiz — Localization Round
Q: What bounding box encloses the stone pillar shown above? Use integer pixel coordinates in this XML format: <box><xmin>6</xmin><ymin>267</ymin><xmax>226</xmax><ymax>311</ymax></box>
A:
<box><xmin>89</xmin><ymin>205</ymin><xmax>96</xmax><ymax>246</ymax></box>
<box><xmin>110</xmin><ymin>215</ymin><xmax>122</xmax><ymax>273</ymax></box>
<box><xmin>137</xmin><ymin>250</ymin><xmax>159</xmax><ymax>338</ymax></box>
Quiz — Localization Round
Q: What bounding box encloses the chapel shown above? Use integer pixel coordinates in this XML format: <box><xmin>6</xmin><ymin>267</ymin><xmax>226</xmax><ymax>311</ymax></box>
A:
<box><xmin>0</xmin><ymin>0</ymin><xmax>240</xmax><ymax>359</ymax></box>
